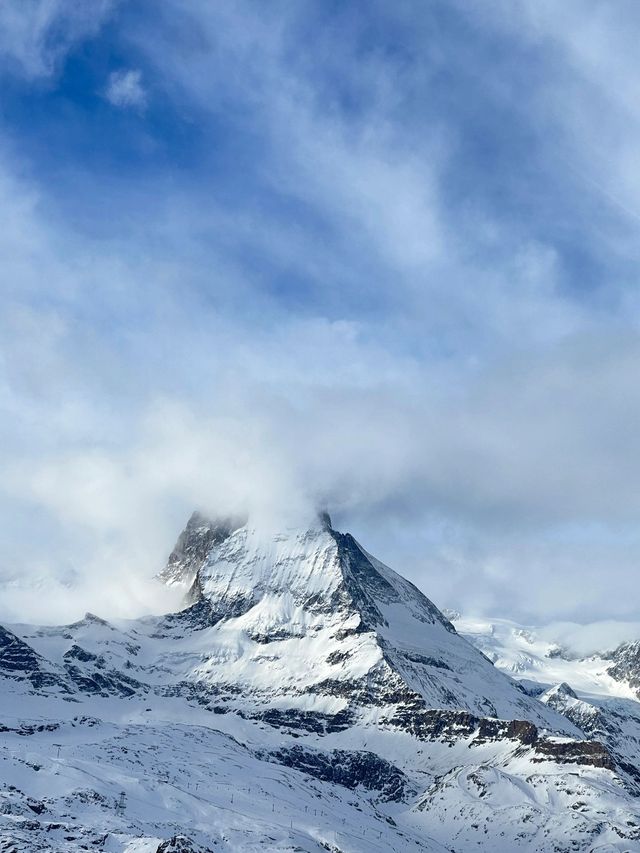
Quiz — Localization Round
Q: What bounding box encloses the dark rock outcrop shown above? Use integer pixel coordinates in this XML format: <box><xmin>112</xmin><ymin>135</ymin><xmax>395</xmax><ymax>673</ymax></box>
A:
<box><xmin>608</xmin><ymin>641</ymin><xmax>640</xmax><ymax>696</ymax></box>
<box><xmin>158</xmin><ymin>511</ymin><xmax>245</xmax><ymax>589</ymax></box>
<box><xmin>0</xmin><ymin>626</ymin><xmax>67</xmax><ymax>693</ymax></box>
<box><xmin>265</xmin><ymin>745</ymin><xmax>412</xmax><ymax>802</ymax></box>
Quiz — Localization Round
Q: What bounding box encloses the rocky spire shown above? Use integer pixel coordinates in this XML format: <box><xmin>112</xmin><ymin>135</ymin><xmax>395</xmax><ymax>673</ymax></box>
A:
<box><xmin>157</xmin><ymin>511</ymin><xmax>246</xmax><ymax>588</ymax></box>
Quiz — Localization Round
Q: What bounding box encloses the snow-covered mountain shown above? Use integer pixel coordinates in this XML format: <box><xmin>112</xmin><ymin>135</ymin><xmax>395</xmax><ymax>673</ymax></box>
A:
<box><xmin>453</xmin><ymin>613</ymin><xmax>640</xmax><ymax>781</ymax></box>
<box><xmin>156</xmin><ymin>512</ymin><xmax>577</xmax><ymax>729</ymax></box>
<box><xmin>2</xmin><ymin>513</ymin><xmax>640</xmax><ymax>852</ymax></box>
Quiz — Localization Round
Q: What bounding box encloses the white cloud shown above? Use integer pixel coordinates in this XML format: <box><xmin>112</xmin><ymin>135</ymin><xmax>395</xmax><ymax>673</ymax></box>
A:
<box><xmin>104</xmin><ymin>68</ymin><xmax>147</xmax><ymax>110</ymax></box>
<box><xmin>0</xmin><ymin>0</ymin><xmax>113</xmax><ymax>79</ymax></box>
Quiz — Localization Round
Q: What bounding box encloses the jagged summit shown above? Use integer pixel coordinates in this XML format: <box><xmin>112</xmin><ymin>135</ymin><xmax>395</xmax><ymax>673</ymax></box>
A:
<box><xmin>158</xmin><ymin>511</ymin><xmax>247</xmax><ymax>589</ymax></box>
<box><xmin>159</xmin><ymin>509</ymin><xmax>332</xmax><ymax>589</ymax></box>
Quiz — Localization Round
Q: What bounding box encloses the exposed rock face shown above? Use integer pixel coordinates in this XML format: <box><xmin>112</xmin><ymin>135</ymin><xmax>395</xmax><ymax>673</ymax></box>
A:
<box><xmin>157</xmin><ymin>511</ymin><xmax>245</xmax><ymax>591</ymax></box>
<box><xmin>0</xmin><ymin>625</ymin><xmax>66</xmax><ymax>693</ymax></box>
<box><xmin>0</xmin><ymin>625</ymin><xmax>48</xmax><ymax>678</ymax></box>
<box><xmin>608</xmin><ymin>640</ymin><xmax>640</xmax><ymax>695</ymax></box>
<box><xmin>533</xmin><ymin>737</ymin><xmax>615</xmax><ymax>769</ymax></box>
<box><xmin>156</xmin><ymin>837</ymin><xmax>215</xmax><ymax>853</ymax></box>
<box><xmin>264</xmin><ymin>745</ymin><xmax>412</xmax><ymax>802</ymax></box>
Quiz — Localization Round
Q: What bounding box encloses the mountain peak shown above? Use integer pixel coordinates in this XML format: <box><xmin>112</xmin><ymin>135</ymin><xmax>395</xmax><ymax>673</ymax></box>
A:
<box><xmin>159</xmin><ymin>509</ymin><xmax>334</xmax><ymax>589</ymax></box>
<box><xmin>157</xmin><ymin>512</ymin><xmax>576</xmax><ymax>731</ymax></box>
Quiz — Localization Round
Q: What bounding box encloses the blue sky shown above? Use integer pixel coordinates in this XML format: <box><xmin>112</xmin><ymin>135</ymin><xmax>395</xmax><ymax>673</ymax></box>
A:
<box><xmin>2</xmin><ymin>0</ymin><xmax>640</xmax><ymax>626</ymax></box>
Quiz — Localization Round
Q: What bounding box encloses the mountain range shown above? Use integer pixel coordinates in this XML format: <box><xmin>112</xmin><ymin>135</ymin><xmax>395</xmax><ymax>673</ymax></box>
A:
<box><xmin>1</xmin><ymin>512</ymin><xmax>640</xmax><ymax>852</ymax></box>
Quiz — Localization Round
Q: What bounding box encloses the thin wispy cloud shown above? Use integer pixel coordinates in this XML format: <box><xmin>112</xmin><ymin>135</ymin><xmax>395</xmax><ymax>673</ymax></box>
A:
<box><xmin>0</xmin><ymin>0</ymin><xmax>112</xmax><ymax>79</ymax></box>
